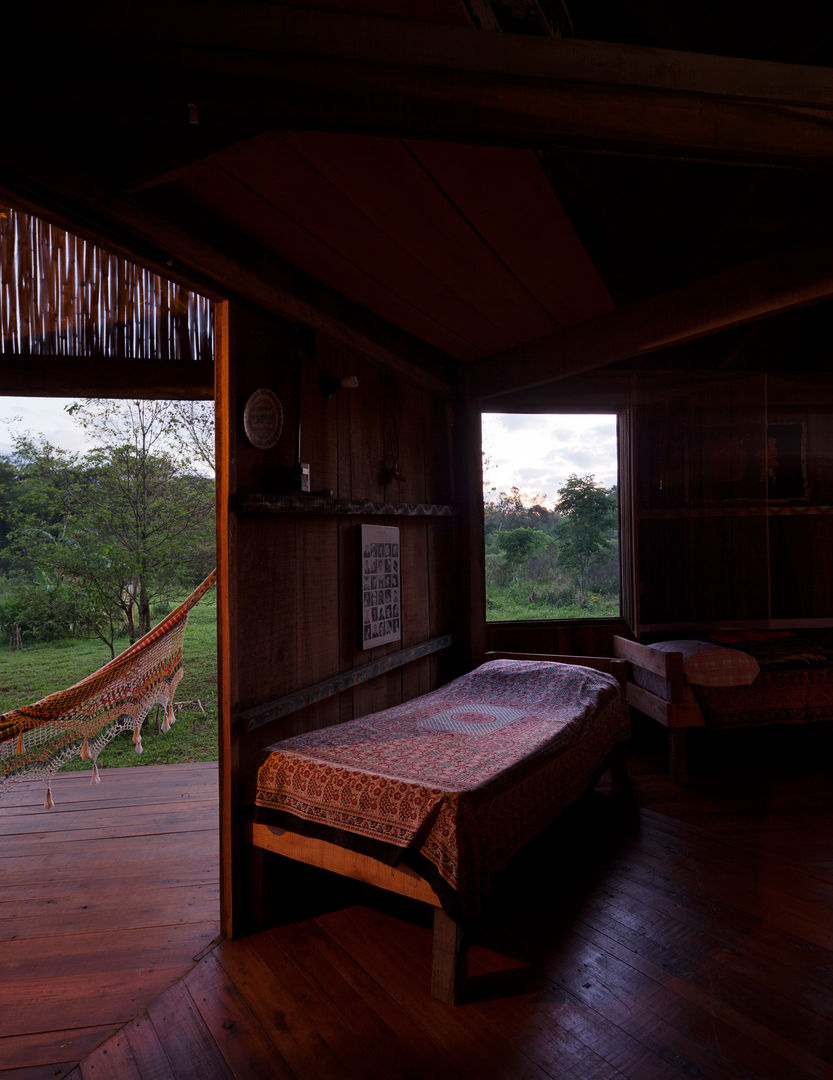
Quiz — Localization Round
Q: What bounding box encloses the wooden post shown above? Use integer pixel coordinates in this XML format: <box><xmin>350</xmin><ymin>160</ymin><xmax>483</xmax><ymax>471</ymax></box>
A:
<box><xmin>453</xmin><ymin>372</ymin><xmax>487</xmax><ymax>669</ymax></box>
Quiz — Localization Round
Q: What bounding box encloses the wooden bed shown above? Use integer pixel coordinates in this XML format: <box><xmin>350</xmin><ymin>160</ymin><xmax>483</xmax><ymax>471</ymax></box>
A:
<box><xmin>613</xmin><ymin>630</ymin><xmax>833</xmax><ymax>781</ymax></box>
<box><xmin>245</xmin><ymin>651</ymin><xmax>629</xmax><ymax>1003</ymax></box>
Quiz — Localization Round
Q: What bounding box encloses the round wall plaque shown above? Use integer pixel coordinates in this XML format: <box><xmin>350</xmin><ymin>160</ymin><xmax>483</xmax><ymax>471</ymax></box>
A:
<box><xmin>243</xmin><ymin>388</ymin><xmax>283</xmax><ymax>449</ymax></box>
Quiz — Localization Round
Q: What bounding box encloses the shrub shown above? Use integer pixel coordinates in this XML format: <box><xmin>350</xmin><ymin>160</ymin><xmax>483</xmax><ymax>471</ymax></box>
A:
<box><xmin>1</xmin><ymin>579</ymin><xmax>97</xmax><ymax>643</ymax></box>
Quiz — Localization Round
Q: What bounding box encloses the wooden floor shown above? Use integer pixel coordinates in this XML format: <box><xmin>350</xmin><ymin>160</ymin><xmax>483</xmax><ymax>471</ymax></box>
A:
<box><xmin>5</xmin><ymin>726</ymin><xmax>833</xmax><ymax>1079</ymax></box>
<box><xmin>0</xmin><ymin>762</ymin><xmax>219</xmax><ymax>1078</ymax></box>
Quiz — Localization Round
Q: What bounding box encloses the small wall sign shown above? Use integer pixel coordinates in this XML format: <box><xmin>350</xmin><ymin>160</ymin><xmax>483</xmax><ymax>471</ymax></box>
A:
<box><xmin>359</xmin><ymin>524</ymin><xmax>401</xmax><ymax>649</ymax></box>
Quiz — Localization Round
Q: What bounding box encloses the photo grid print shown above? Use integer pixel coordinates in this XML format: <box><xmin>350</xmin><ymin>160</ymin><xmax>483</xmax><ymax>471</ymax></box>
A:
<box><xmin>360</xmin><ymin>524</ymin><xmax>401</xmax><ymax>648</ymax></box>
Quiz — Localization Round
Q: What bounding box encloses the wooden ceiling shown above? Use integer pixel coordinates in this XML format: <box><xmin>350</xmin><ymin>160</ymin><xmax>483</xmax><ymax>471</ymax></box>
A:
<box><xmin>167</xmin><ymin>132</ymin><xmax>613</xmax><ymax>361</ymax></box>
<box><xmin>3</xmin><ymin>1</ymin><xmax>833</xmax><ymax>396</ymax></box>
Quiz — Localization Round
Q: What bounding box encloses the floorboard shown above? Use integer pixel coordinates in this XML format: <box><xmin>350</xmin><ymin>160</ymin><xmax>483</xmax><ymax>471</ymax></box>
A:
<box><xmin>0</xmin><ymin>764</ymin><xmax>219</xmax><ymax>1075</ymax></box>
<box><xmin>7</xmin><ymin>730</ymin><xmax>833</xmax><ymax>1079</ymax></box>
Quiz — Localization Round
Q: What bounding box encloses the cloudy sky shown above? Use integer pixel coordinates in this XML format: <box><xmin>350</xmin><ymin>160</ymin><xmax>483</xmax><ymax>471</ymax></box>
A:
<box><xmin>0</xmin><ymin>397</ymin><xmax>94</xmax><ymax>456</ymax></box>
<box><xmin>482</xmin><ymin>412</ymin><xmax>618</xmax><ymax>507</ymax></box>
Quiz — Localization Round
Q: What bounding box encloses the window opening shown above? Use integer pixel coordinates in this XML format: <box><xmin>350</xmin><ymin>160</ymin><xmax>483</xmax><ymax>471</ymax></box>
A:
<box><xmin>0</xmin><ymin>396</ymin><xmax>217</xmax><ymax>769</ymax></box>
<box><xmin>482</xmin><ymin>412</ymin><xmax>620</xmax><ymax>621</ymax></box>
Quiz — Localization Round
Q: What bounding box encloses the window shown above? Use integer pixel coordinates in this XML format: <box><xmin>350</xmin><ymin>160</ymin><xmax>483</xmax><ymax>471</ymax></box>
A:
<box><xmin>482</xmin><ymin>412</ymin><xmax>620</xmax><ymax>622</ymax></box>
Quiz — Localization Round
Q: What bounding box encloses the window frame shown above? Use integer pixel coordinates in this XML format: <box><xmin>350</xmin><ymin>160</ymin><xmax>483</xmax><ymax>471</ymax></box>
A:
<box><xmin>480</xmin><ymin>409</ymin><xmax>634</xmax><ymax>628</ymax></box>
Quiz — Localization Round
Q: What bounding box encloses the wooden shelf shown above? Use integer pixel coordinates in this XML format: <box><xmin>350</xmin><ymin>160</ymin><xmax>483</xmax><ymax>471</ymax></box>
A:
<box><xmin>236</xmin><ymin>493</ymin><xmax>455</xmax><ymax>517</ymax></box>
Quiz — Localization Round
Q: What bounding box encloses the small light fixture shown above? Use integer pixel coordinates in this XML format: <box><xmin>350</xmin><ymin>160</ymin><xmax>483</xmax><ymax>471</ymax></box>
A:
<box><xmin>319</xmin><ymin>371</ymin><xmax>359</xmax><ymax>399</ymax></box>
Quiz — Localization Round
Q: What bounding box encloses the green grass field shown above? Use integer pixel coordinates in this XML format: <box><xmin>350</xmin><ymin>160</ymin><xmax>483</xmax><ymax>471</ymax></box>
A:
<box><xmin>0</xmin><ymin>589</ymin><xmax>219</xmax><ymax>769</ymax></box>
<box><xmin>485</xmin><ymin>588</ymin><xmax>620</xmax><ymax>622</ymax></box>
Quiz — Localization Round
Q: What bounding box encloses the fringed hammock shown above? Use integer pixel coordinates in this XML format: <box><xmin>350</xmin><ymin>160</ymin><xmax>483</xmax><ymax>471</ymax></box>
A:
<box><xmin>0</xmin><ymin>570</ymin><xmax>216</xmax><ymax>808</ymax></box>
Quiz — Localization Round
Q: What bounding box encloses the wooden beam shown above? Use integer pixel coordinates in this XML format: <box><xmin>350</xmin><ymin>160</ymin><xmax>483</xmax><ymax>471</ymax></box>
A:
<box><xmin>0</xmin><ymin>179</ymin><xmax>454</xmax><ymax>399</ymax></box>
<box><xmin>8</xmin><ymin>10</ymin><xmax>833</xmax><ymax>168</ymax></box>
<box><xmin>247</xmin><ymin>823</ymin><xmax>441</xmax><ymax>907</ymax></box>
<box><xmin>471</xmin><ymin>248</ymin><xmax>833</xmax><ymax>399</ymax></box>
<box><xmin>16</xmin><ymin>7</ymin><xmax>833</xmax><ymax>110</ymax></box>
<box><xmin>0</xmin><ymin>355</ymin><xmax>213</xmax><ymax>399</ymax></box>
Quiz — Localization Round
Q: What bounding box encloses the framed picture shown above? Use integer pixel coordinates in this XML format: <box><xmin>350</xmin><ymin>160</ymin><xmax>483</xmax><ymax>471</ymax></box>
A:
<box><xmin>359</xmin><ymin>524</ymin><xmax>401</xmax><ymax>649</ymax></box>
<box><xmin>766</xmin><ymin>421</ymin><xmax>808</xmax><ymax>502</ymax></box>
<box><xmin>691</xmin><ymin>419</ymin><xmax>808</xmax><ymax>505</ymax></box>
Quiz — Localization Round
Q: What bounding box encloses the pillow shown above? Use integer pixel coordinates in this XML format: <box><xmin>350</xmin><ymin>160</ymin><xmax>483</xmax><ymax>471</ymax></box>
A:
<box><xmin>647</xmin><ymin>639</ymin><xmax>760</xmax><ymax>687</ymax></box>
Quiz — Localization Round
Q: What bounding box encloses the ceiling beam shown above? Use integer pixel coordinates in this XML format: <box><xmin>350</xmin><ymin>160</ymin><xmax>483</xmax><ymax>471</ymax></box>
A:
<box><xmin>0</xmin><ymin>355</ymin><xmax>214</xmax><ymax>400</ymax></box>
<box><xmin>470</xmin><ymin>247</ymin><xmax>833</xmax><ymax>399</ymax></box>
<box><xmin>7</xmin><ymin>9</ymin><xmax>833</xmax><ymax>170</ymax></box>
<box><xmin>14</xmin><ymin>6</ymin><xmax>833</xmax><ymax>110</ymax></box>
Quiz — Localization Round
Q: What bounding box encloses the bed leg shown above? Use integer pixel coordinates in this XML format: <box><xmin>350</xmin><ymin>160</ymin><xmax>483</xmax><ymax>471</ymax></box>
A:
<box><xmin>608</xmin><ymin>743</ymin><xmax>631</xmax><ymax>793</ymax></box>
<box><xmin>669</xmin><ymin>728</ymin><xmax>689</xmax><ymax>784</ymax></box>
<box><xmin>430</xmin><ymin>908</ymin><xmax>466</xmax><ymax>1004</ymax></box>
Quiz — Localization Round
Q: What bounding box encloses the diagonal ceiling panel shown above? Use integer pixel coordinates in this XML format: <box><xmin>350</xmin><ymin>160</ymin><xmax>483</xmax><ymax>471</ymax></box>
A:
<box><xmin>281</xmin><ymin>132</ymin><xmax>563</xmax><ymax>339</ymax></box>
<box><xmin>171</xmin><ymin>128</ymin><xmax>609</xmax><ymax>359</ymax></box>
<box><xmin>174</xmin><ymin>152</ymin><xmax>481</xmax><ymax>359</ymax></box>
<box><xmin>406</xmin><ymin>140</ymin><xmax>614</xmax><ymax>326</ymax></box>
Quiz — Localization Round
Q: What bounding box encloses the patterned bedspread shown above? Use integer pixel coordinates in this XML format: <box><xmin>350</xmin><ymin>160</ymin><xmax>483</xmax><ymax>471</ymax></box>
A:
<box><xmin>695</xmin><ymin>667</ymin><xmax>833</xmax><ymax>729</ymax></box>
<box><xmin>251</xmin><ymin>660</ymin><xmax>629</xmax><ymax>918</ymax></box>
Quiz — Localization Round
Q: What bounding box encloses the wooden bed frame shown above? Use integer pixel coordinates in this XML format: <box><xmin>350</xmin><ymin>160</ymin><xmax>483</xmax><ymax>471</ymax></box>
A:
<box><xmin>246</xmin><ymin>650</ymin><xmax>627</xmax><ymax>1004</ymax></box>
<box><xmin>612</xmin><ymin>635</ymin><xmax>703</xmax><ymax>782</ymax></box>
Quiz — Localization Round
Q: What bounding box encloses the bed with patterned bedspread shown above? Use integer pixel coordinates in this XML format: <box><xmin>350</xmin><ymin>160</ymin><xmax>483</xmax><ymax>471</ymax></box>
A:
<box><xmin>686</xmin><ymin>630</ymin><xmax>833</xmax><ymax>729</ymax></box>
<box><xmin>249</xmin><ymin>658</ymin><xmax>630</xmax><ymax>924</ymax></box>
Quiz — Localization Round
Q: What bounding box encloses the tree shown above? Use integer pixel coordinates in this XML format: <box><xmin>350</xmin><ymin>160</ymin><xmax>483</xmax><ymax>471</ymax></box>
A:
<box><xmin>4</xmin><ymin>400</ymin><xmax>215</xmax><ymax>654</ymax></box>
<box><xmin>555</xmin><ymin>474</ymin><xmax>618</xmax><ymax>607</ymax></box>
<box><xmin>68</xmin><ymin>399</ymin><xmax>215</xmax><ymax>637</ymax></box>
<box><xmin>497</xmin><ymin>527</ymin><xmax>551</xmax><ymax>563</ymax></box>
<box><xmin>167</xmin><ymin>400</ymin><xmax>215</xmax><ymax>478</ymax></box>
<box><xmin>1</xmin><ymin>437</ymin><xmax>129</xmax><ymax>649</ymax></box>
<box><xmin>484</xmin><ymin>486</ymin><xmax>554</xmax><ymax>542</ymax></box>
<box><xmin>484</xmin><ymin>486</ymin><xmax>525</xmax><ymax>535</ymax></box>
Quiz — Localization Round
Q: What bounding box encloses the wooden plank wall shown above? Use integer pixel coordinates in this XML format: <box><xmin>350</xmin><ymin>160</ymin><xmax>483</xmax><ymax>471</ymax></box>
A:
<box><xmin>218</xmin><ymin>302</ymin><xmax>462</xmax><ymax>936</ymax></box>
<box><xmin>634</xmin><ymin>371</ymin><xmax>833</xmax><ymax>628</ymax></box>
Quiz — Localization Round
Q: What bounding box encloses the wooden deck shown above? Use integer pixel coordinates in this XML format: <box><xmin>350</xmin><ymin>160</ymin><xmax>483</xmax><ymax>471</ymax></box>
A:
<box><xmin>0</xmin><ymin>762</ymin><xmax>219</xmax><ymax>1078</ymax></box>
<box><xmin>4</xmin><ymin>727</ymin><xmax>833</xmax><ymax>1079</ymax></box>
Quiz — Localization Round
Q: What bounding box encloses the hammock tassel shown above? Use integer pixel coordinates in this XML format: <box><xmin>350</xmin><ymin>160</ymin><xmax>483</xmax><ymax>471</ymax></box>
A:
<box><xmin>91</xmin><ymin>761</ymin><xmax>101</xmax><ymax>785</ymax></box>
<box><xmin>81</xmin><ymin>736</ymin><xmax>90</xmax><ymax>761</ymax></box>
<box><xmin>15</xmin><ymin>730</ymin><xmax>23</xmax><ymax>755</ymax></box>
<box><xmin>44</xmin><ymin>783</ymin><xmax>54</xmax><ymax>810</ymax></box>
<box><xmin>134</xmin><ymin>732</ymin><xmax>143</xmax><ymax>755</ymax></box>
<box><xmin>132</xmin><ymin>719</ymin><xmax>143</xmax><ymax>754</ymax></box>
<box><xmin>161</xmin><ymin>702</ymin><xmax>174</xmax><ymax>733</ymax></box>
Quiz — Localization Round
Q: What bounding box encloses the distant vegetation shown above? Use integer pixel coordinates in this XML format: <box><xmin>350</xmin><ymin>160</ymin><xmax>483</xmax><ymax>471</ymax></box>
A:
<box><xmin>0</xmin><ymin>399</ymin><xmax>214</xmax><ymax>655</ymax></box>
<box><xmin>484</xmin><ymin>474</ymin><xmax>620</xmax><ymax>621</ymax></box>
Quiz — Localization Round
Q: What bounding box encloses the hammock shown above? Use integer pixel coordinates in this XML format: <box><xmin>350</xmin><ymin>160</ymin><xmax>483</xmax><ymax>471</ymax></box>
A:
<box><xmin>0</xmin><ymin>570</ymin><xmax>216</xmax><ymax>807</ymax></box>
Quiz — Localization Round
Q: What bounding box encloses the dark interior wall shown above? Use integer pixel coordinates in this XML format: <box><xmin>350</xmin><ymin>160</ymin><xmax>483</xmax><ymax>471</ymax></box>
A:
<box><xmin>223</xmin><ymin>303</ymin><xmax>462</xmax><ymax>776</ymax></box>
<box><xmin>634</xmin><ymin>372</ymin><xmax>833</xmax><ymax>628</ymax></box>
